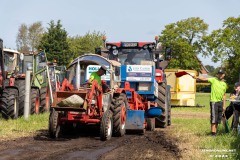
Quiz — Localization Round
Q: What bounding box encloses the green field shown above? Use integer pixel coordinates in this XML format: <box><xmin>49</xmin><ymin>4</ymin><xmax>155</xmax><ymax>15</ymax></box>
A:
<box><xmin>0</xmin><ymin>93</ymin><xmax>239</xmax><ymax>159</ymax></box>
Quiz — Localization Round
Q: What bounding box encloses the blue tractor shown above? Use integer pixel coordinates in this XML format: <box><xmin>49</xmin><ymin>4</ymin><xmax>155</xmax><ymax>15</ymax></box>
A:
<box><xmin>96</xmin><ymin>36</ymin><xmax>171</xmax><ymax>129</ymax></box>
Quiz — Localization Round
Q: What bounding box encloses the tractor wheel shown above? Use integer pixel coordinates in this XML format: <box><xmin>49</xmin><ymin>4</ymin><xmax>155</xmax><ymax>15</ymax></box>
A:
<box><xmin>39</xmin><ymin>87</ymin><xmax>50</xmax><ymax>113</ymax></box>
<box><xmin>30</xmin><ymin>88</ymin><xmax>40</xmax><ymax>114</ymax></box>
<box><xmin>146</xmin><ymin>118</ymin><xmax>155</xmax><ymax>131</ymax></box>
<box><xmin>111</xmin><ymin>93</ymin><xmax>127</xmax><ymax>137</ymax></box>
<box><xmin>0</xmin><ymin>88</ymin><xmax>19</xmax><ymax>119</ymax></box>
<box><xmin>15</xmin><ymin>80</ymin><xmax>25</xmax><ymax>116</ymax></box>
<box><xmin>155</xmin><ymin>81</ymin><xmax>169</xmax><ymax>128</ymax></box>
<box><xmin>100</xmin><ymin>109</ymin><xmax>113</xmax><ymax>141</ymax></box>
<box><xmin>167</xmin><ymin>85</ymin><xmax>171</xmax><ymax>126</ymax></box>
<box><xmin>49</xmin><ymin>108</ymin><xmax>60</xmax><ymax>138</ymax></box>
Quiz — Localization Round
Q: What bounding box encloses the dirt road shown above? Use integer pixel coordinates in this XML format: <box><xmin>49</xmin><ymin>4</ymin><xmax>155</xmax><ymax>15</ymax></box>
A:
<box><xmin>0</xmin><ymin>126</ymin><xmax>181</xmax><ymax>160</ymax></box>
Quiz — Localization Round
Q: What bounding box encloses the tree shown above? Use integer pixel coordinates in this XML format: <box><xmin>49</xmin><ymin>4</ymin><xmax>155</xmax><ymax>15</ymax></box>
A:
<box><xmin>28</xmin><ymin>22</ymin><xmax>44</xmax><ymax>53</ymax></box>
<box><xmin>38</xmin><ymin>20</ymin><xmax>71</xmax><ymax>66</ymax></box>
<box><xmin>68</xmin><ymin>31</ymin><xmax>105</xmax><ymax>59</ymax></box>
<box><xmin>16</xmin><ymin>24</ymin><xmax>29</xmax><ymax>53</ymax></box>
<box><xmin>204</xmin><ymin>17</ymin><xmax>240</xmax><ymax>84</ymax></box>
<box><xmin>204</xmin><ymin>65</ymin><xmax>215</xmax><ymax>76</ymax></box>
<box><xmin>16</xmin><ymin>22</ymin><xmax>44</xmax><ymax>53</ymax></box>
<box><xmin>159</xmin><ymin>17</ymin><xmax>208</xmax><ymax>72</ymax></box>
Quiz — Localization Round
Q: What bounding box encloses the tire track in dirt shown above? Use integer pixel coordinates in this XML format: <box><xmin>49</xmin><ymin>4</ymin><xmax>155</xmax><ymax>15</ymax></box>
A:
<box><xmin>0</xmin><ymin>127</ymin><xmax>181</xmax><ymax>160</ymax></box>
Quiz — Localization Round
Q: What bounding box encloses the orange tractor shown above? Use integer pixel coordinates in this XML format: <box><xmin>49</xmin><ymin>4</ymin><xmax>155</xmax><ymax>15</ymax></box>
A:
<box><xmin>48</xmin><ymin>54</ymin><xmax>162</xmax><ymax>140</ymax></box>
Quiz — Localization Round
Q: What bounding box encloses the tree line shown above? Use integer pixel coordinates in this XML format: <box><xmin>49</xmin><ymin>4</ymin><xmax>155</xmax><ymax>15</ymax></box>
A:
<box><xmin>15</xmin><ymin>17</ymin><xmax>240</xmax><ymax>85</ymax></box>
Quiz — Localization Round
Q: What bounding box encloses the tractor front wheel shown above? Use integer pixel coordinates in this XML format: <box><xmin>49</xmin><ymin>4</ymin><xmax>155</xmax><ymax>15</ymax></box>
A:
<box><xmin>39</xmin><ymin>87</ymin><xmax>50</xmax><ymax>113</ymax></box>
<box><xmin>49</xmin><ymin>108</ymin><xmax>60</xmax><ymax>138</ymax></box>
<box><xmin>111</xmin><ymin>93</ymin><xmax>127</xmax><ymax>137</ymax></box>
<box><xmin>100</xmin><ymin>109</ymin><xmax>113</xmax><ymax>141</ymax></box>
<box><xmin>30</xmin><ymin>88</ymin><xmax>40</xmax><ymax>114</ymax></box>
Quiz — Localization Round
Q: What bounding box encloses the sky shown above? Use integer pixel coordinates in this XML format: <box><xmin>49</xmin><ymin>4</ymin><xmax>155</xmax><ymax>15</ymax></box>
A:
<box><xmin>1</xmin><ymin>0</ymin><xmax>239</xmax><ymax>67</ymax></box>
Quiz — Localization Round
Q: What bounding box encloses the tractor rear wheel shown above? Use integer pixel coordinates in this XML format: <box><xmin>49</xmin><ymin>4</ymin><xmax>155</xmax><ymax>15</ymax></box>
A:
<box><xmin>111</xmin><ymin>93</ymin><xmax>127</xmax><ymax>137</ymax></box>
<box><xmin>49</xmin><ymin>108</ymin><xmax>60</xmax><ymax>138</ymax></box>
<box><xmin>167</xmin><ymin>85</ymin><xmax>171</xmax><ymax>126</ymax></box>
<box><xmin>146</xmin><ymin>118</ymin><xmax>155</xmax><ymax>131</ymax></box>
<box><xmin>15</xmin><ymin>79</ymin><xmax>25</xmax><ymax>116</ymax></box>
<box><xmin>30</xmin><ymin>88</ymin><xmax>40</xmax><ymax>114</ymax></box>
<box><xmin>100</xmin><ymin>109</ymin><xmax>113</xmax><ymax>141</ymax></box>
<box><xmin>39</xmin><ymin>87</ymin><xmax>50</xmax><ymax>113</ymax></box>
<box><xmin>155</xmin><ymin>81</ymin><xmax>169</xmax><ymax>128</ymax></box>
<box><xmin>0</xmin><ymin>88</ymin><xmax>19</xmax><ymax>119</ymax></box>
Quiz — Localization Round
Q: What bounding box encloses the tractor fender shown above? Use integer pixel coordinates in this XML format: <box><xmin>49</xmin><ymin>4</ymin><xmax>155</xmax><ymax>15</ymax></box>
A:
<box><xmin>5</xmin><ymin>86</ymin><xmax>19</xmax><ymax>95</ymax></box>
<box><xmin>31</xmin><ymin>86</ymin><xmax>40</xmax><ymax>95</ymax></box>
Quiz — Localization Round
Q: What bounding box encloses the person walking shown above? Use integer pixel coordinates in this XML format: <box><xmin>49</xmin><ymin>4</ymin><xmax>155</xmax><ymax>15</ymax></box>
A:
<box><xmin>194</xmin><ymin>69</ymin><xmax>228</xmax><ymax>136</ymax></box>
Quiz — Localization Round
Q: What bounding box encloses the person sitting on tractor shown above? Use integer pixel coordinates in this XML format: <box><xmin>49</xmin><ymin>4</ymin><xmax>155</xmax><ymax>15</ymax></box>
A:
<box><xmin>124</xmin><ymin>53</ymin><xmax>136</xmax><ymax>65</ymax></box>
<box><xmin>87</xmin><ymin>66</ymin><xmax>109</xmax><ymax>92</ymax></box>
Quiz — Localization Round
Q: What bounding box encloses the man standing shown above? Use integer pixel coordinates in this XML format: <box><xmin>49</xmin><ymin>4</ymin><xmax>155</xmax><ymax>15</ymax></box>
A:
<box><xmin>194</xmin><ymin>69</ymin><xmax>228</xmax><ymax>136</ymax></box>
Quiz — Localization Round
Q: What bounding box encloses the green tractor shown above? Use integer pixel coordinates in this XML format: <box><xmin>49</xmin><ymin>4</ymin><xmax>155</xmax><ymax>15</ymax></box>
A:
<box><xmin>0</xmin><ymin>42</ymin><xmax>50</xmax><ymax>119</ymax></box>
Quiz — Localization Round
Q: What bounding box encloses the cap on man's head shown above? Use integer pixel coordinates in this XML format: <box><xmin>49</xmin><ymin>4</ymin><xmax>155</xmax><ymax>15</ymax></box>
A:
<box><xmin>217</xmin><ymin>69</ymin><xmax>225</xmax><ymax>74</ymax></box>
<box><xmin>234</xmin><ymin>82</ymin><xmax>240</xmax><ymax>87</ymax></box>
<box><xmin>99</xmin><ymin>66</ymin><xmax>106</xmax><ymax>74</ymax></box>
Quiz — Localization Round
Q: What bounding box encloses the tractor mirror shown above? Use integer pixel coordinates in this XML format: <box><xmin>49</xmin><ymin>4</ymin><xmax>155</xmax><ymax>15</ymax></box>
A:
<box><xmin>95</xmin><ymin>48</ymin><xmax>101</xmax><ymax>55</ymax></box>
<box><xmin>165</xmin><ymin>47</ymin><xmax>172</xmax><ymax>60</ymax></box>
<box><xmin>20</xmin><ymin>53</ymin><xmax>24</xmax><ymax>61</ymax></box>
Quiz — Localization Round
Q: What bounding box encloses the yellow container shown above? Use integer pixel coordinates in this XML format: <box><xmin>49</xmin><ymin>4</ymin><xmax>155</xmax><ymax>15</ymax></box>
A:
<box><xmin>165</xmin><ymin>69</ymin><xmax>197</xmax><ymax>106</ymax></box>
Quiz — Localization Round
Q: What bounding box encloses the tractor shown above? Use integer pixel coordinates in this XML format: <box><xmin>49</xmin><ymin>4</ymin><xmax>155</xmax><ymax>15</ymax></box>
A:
<box><xmin>0</xmin><ymin>39</ymin><xmax>20</xmax><ymax>119</ymax></box>
<box><xmin>48</xmin><ymin>53</ymin><xmax>163</xmax><ymax>140</ymax></box>
<box><xmin>96</xmin><ymin>36</ymin><xmax>171</xmax><ymax>128</ymax></box>
<box><xmin>48</xmin><ymin>54</ymin><xmax>128</xmax><ymax>140</ymax></box>
<box><xmin>0</xmin><ymin>42</ymin><xmax>50</xmax><ymax>119</ymax></box>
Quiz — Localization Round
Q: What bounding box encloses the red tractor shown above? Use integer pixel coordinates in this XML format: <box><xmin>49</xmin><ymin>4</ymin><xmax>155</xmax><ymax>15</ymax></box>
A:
<box><xmin>49</xmin><ymin>53</ymin><xmax>164</xmax><ymax>140</ymax></box>
<box><xmin>48</xmin><ymin>54</ymin><xmax>128</xmax><ymax>140</ymax></box>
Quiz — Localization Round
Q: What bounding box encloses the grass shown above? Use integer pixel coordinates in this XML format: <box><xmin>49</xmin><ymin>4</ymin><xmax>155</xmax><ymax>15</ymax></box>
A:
<box><xmin>0</xmin><ymin>113</ymin><xmax>49</xmax><ymax>140</ymax></box>
<box><xmin>171</xmin><ymin>92</ymin><xmax>240</xmax><ymax>160</ymax></box>
<box><xmin>0</xmin><ymin>93</ymin><xmax>239</xmax><ymax>159</ymax></box>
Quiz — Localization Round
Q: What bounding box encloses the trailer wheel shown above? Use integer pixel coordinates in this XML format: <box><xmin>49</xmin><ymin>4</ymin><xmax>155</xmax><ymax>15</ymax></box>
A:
<box><xmin>0</xmin><ymin>88</ymin><xmax>19</xmax><ymax>119</ymax></box>
<box><xmin>49</xmin><ymin>108</ymin><xmax>60</xmax><ymax>138</ymax></box>
<box><xmin>146</xmin><ymin>118</ymin><xmax>155</xmax><ymax>131</ymax></box>
<box><xmin>155</xmin><ymin>81</ymin><xmax>169</xmax><ymax>128</ymax></box>
<box><xmin>15</xmin><ymin>80</ymin><xmax>25</xmax><ymax>116</ymax></box>
<box><xmin>111</xmin><ymin>93</ymin><xmax>127</xmax><ymax>137</ymax></box>
<box><xmin>39</xmin><ymin>87</ymin><xmax>50</xmax><ymax>113</ymax></box>
<box><xmin>100</xmin><ymin>109</ymin><xmax>113</xmax><ymax>141</ymax></box>
<box><xmin>30</xmin><ymin>88</ymin><xmax>40</xmax><ymax>114</ymax></box>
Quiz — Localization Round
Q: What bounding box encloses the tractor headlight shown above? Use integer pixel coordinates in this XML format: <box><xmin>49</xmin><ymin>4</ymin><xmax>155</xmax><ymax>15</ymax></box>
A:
<box><xmin>113</xmin><ymin>49</ymin><xmax>118</xmax><ymax>55</ymax></box>
<box><xmin>107</xmin><ymin>45</ymin><xmax>111</xmax><ymax>49</ymax></box>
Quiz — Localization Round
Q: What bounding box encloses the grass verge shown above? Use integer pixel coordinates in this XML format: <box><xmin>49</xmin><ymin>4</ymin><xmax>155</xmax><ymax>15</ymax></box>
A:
<box><xmin>172</xmin><ymin>93</ymin><xmax>239</xmax><ymax>160</ymax></box>
<box><xmin>0</xmin><ymin>113</ymin><xmax>49</xmax><ymax>140</ymax></box>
